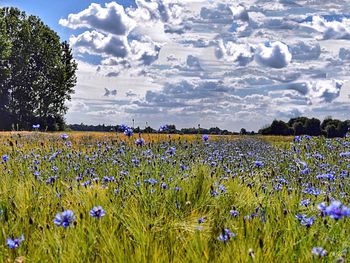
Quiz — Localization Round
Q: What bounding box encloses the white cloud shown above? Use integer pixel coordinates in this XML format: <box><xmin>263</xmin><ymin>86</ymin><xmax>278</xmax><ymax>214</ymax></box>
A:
<box><xmin>306</xmin><ymin>16</ymin><xmax>350</xmax><ymax>40</ymax></box>
<box><xmin>254</xmin><ymin>41</ymin><xmax>292</xmax><ymax>68</ymax></box>
<box><xmin>59</xmin><ymin>2</ymin><xmax>135</xmax><ymax>35</ymax></box>
<box><xmin>215</xmin><ymin>40</ymin><xmax>254</xmax><ymax>66</ymax></box>
<box><xmin>230</xmin><ymin>4</ymin><xmax>249</xmax><ymax>22</ymax></box>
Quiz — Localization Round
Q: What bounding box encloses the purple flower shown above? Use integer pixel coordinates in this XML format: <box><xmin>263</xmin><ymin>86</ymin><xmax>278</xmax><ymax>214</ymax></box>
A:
<box><xmin>202</xmin><ymin>135</ymin><xmax>209</xmax><ymax>142</ymax></box>
<box><xmin>312</xmin><ymin>247</ymin><xmax>327</xmax><ymax>257</ymax></box>
<box><xmin>198</xmin><ymin>218</ymin><xmax>205</xmax><ymax>224</ymax></box>
<box><xmin>60</xmin><ymin>134</ymin><xmax>69</xmax><ymax>140</ymax></box>
<box><xmin>54</xmin><ymin>210</ymin><xmax>76</xmax><ymax>228</ymax></box>
<box><xmin>124</xmin><ymin>128</ymin><xmax>134</xmax><ymax>137</ymax></box>
<box><xmin>119</xmin><ymin>124</ymin><xmax>129</xmax><ymax>132</ymax></box>
<box><xmin>300</xmin><ymin>199</ymin><xmax>310</xmax><ymax>207</ymax></box>
<box><xmin>6</xmin><ymin>235</ymin><xmax>24</xmax><ymax>249</ymax></box>
<box><xmin>32</xmin><ymin>124</ymin><xmax>40</xmax><ymax>129</ymax></box>
<box><xmin>255</xmin><ymin>161</ymin><xmax>264</xmax><ymax>168</ymax></box>
<box><xmin>2</xmin><ymin>155</ymin><xmax>9</xmax><ymax>163</ymax></box>
<box><xmin>135</xmin><ymin>138</ymin><xmax>145</xmax><ymax>146</ymax></box>
<box><xmin>90</xmin><ymin>206</ymin><xmax>106</xmax><ymax>219</ymax></box>
<box><xmin>324</xmin><ymin>201</ymin><xmax>350</xmax><ymax>220</ymax></box>
<box><xmin>295</xmin><ymin>214</ymin><xmax>315</xmax><ymax>227</ymax></box>
<box><xmin>218</xmin><ymin>228</ymin><xmax>236</xmax><ymax>242</ymax></box>
<box><xmin>159</xmin><ymin>125</ymin><xmax>168</xmax><ymax>132</ymax></box>
<box><xmin>230</xmin><ymin>210</ymin><xmax>240</xmax><ymax>217</ymax></box>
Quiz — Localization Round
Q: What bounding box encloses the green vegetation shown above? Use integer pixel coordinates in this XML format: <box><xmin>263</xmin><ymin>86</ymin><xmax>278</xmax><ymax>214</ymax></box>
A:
<box><xmin>0</xmin><ymin>7</ymin><xmax>77</xmax><ymax>131</ymax></box>
<box><xmin>0</xmin><ymin>132</ymin><xmax>349</xmax><ymax>262</ymax></box>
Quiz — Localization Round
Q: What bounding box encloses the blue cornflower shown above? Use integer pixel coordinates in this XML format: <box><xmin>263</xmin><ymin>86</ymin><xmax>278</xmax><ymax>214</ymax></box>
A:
<box><xmin>159</xmin><ymin>125</ymin><xmax>168</xmax><ymax>132</ymax></box>
<box><xmin>312</xmin><ymin>247</ymin><xmax>327</xmax><ymax>257</ymax></box>
<box><xmin>202</xmin><ymin>135</ymin><xmax>209</xmax><ymax>142</ymax></box>
<box><xmin>124</xmin><ymin>128</ymin><xmax>134</xmax><ymax>137</ymax></box>
<box><xmin>255</xmin><ymin>161</ymin><xmax>264</xmax><ymax>168</ymax></box>
<box><xmin>340</xmin><ymin>151</ymin><xmax>350</xmax><ymax>157</ymax></box>
<box><xmin>295</xmin><ymin>214</ymin><xmax>315</xmax><ymax>227</ymax></box>
<box><xmin>6</xmin><ymin>235</ymin><xmax>24</xmax><ymax>249</ymax></box>
<box><xmin>218</xmin><ymin>228</ymin><xmax>236</xmax><ymax>242</ymax></box>
<box><xmin>135</xmin><ymin>138</ymin><xmax>145</xmax><ymax>146</ymax></box>
<box><xmin>90</xmin><ymin>206</ymin><xmax>106</xmax><ymax>219</ymax></box>
<box><xmin>2</xmin><ymin>155</ymin><xmax>9</xmax><ymax>163</ymax></box>
<box><xmin>198</xmin><ymin>217</ymin><xmax>205</xmax><ymax>224</ymax></box>
<box><xmin>60</xmin><ymin>134</ymin><xmax>69</xmax><ymax>140</ymax></box>
<box><xmin>300</xmin><ymin>199</ymin><xmax>311</xmax><ymax>207</ymax></box>
<box><xmin>230</xmin><ymin>210</ymin><xmax>240</xmax><ymax>217</ymax></box>
<box><xmin>218</xmin><ymin>185</ymin><xmax>226</xmax><ymax>193</ymax></box>
<box><xmin>54</xmin><ymin>210</ymin><xmax>76</xmax><ymax>228</ymax></box>
<box><xmin>119</xmin><ymin>124</ymin><xmax>129</xmax><ymax>132</ymax></box>
<box><xmin>321</xmin><ymin>201</ymin><xmax>350</xmax><ymax>220</ymax></box>
<box><xmin>144</xmin><ymin>178</ymin><xmax>158</xmax><ymax>184</ymax></box>
<box><xmin>161</xmin><ymin>182</ymin><xmax>167</xmax><ymax>189</ymax></box>
<box><xmin>167</xmin><ymin>146</ymin><xmax>176</xmax><ymax>155</ymax></box>
<box><xmin>32</xmin><ymin>124</ymin><xmax>40</xmax><ymax>129</ymax></box>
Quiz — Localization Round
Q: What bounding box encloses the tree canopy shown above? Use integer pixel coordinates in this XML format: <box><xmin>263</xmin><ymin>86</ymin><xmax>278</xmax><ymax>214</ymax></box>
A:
<box><xmin>0</xmin><ymin>7</ymin><xmax>77</xmax><ymax>131</ymax></box>
<box><xmin>259</xmin><ymin>117</ymin><xmax>350</xmax><ymax>138</ymax></box>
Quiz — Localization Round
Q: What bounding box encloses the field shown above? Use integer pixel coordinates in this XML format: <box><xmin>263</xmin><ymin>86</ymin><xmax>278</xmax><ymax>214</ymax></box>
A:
<box><xmin>0</xmin><ymin>132</ymin><xmax>349</xmax><ymax>262</ymax></box>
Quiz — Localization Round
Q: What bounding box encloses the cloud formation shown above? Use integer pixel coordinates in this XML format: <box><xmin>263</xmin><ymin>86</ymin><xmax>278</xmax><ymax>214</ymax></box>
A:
<box><xmin>254</xmin><ymin>41</ymin><xmax>292</xmax><ymax>68</ymax></box>
<box><xmin>63</xmin><ymin>0</ymin><xmax>350</xmax><ymax>130</ymax></box>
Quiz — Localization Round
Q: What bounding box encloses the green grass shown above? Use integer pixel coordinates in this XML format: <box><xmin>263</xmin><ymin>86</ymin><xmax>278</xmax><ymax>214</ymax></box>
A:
<box><xmin>0</xmin><ymin>132</ymin><xmax>349</xmax><ymax>262</ymax></box>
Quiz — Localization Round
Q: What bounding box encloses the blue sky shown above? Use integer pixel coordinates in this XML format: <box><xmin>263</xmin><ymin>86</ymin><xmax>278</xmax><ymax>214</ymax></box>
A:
<box><xmin>2</xmin><ymin>0</ymin><xmax>350</xmax><ymax>131</ymax></box>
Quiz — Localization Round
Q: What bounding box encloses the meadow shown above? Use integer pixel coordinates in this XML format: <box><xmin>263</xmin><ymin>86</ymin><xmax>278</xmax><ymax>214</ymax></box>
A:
<box><xmin>0</xmin><ymin>131</ymin><xmax>349</xmax><ymax>262</ymax></box>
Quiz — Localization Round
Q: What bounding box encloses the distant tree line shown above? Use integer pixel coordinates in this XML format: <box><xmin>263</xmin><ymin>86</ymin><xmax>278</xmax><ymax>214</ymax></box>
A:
<box><xmin>259</xmin><ymin>117</ymin><xmax>350</xmax><ymax>138</ymax></box>
<box><xmin>0</xmin><ymin>7</ymin><xmax>77</xmax><ymax>131</ymax></box>
<box><xmin>68</xmin><ymin>124</ymin><xmax>237</xmax><ymax>135</ymax></box>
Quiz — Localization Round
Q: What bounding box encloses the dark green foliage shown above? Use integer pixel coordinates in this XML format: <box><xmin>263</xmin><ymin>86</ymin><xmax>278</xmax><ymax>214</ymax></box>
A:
<box><xmin>0</xmin><ymin>7</ymin><xmax>77</xmax><ymax>131</ymax></box>
<box><xmin>259</xmin><ymin>116</ymin><xmax>349</xmax><ymax>138</ymax></box>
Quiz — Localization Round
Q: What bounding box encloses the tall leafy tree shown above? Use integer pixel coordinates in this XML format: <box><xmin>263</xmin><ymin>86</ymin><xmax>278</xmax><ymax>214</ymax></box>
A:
<box><xmin>0</xmin><ymin>13</ymin><xmax>12</xmax><ymax>129</ymax></box>
<box><xmin>0</xmin><ymin>7</ymin><xmax>77</xmax><ymax>130</ymax></box>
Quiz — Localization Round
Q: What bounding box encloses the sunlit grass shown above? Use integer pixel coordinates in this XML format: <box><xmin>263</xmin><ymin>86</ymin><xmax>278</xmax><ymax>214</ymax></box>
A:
<box><xmin>0</xmin><ymin>132</ymin><xmax>348</xmax><ymax>262</ymax></box>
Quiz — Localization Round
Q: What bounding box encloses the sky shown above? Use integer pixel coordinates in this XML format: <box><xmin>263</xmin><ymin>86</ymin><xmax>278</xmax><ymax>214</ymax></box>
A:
<box><xmin>1</xmin><ymin>0</ymin><xmax>350</xmax><ymax>131</ymax></box>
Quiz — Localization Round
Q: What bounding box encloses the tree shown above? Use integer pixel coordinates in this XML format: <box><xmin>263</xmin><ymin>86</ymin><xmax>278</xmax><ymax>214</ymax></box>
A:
<box><xmin>0</xmin><ymin>15</ymin><xmax>12</xmax><ymax>129</ymax></box>
<box><xmin>292</xmin><ymin>121</ymin><xmax>304</xmax><ymax>135</ymax></box>
<box><xmin>0</xmin><ymin>7</ymin><xmax>77</xmax><ymax>131</ymax></box>
<box><xmin>240</xmin><ymin>128</ymin><xmax>247</xmax><ymax>135</ymax></box>
<box><xmin>325</xmin><ymin>124</ymin><xmax>337</xmax><ymax>138</ymax></box>
<box><xmin>304</xmin><ymin>118</ymin><xmax>321</xmax><ymax>136</ymax></box>
<box><xmin>269</xmin><ymin>120</ymin><xmax>291</xmax><ymax>135</ymax></box>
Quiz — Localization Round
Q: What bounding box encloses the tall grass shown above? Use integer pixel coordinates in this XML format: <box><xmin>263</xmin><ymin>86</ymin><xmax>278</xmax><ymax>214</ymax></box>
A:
<box><xmin>0</xmin><ymin>132</ymin><xmax>348</xmax><ymax>262</ymax></box>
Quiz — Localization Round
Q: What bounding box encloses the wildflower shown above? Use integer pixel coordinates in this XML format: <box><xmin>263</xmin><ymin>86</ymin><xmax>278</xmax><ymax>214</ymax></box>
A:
<box><xmin>230</xmin><ymin>210</ymin><xmax>240</xmax><ymax>217</ymax></box>
<box><xmin>340</xmin><ymin>151</ymin><xmax>350</xmax><ymax>157</ymax></box>
<box><xmin>124</xmin><ymin>128</ymin><xmax>134</xmax><ymax>137</ymax></box>
<box><xmin>135</xmin><ymin>138</ymin><xmax>145</xmax><ymax>146</ymax></box>
<box><xmin>161</xmin><ymin>182</ymin><xmax>167</xmax><ymax>189</ymax></box>
<box><xmin>6</xmin><ymin>235</ymin><xmax>24</xmax><ymax>249</ymax></box>
<box><xmin>218</xmin><ymin>228</ymin><xmax>236</xmax><ymax>242</ymax></box>
<box><xmin>119</xmin><ymin>124</ymin><xmax>129</xmax><ymax>132</ymax></box>
<box><xmin>32</xmin><ymin>124</ymin><xmax>40</xmax><ymax>129</ymax></box>
<box><xmin>60</xmin><ymin>134</ymin><xmax>69</xmax><ymax>140</ymax></box>
<box><xmin>2</xmin><ymin>155</ymin><xmax>9</xmax><ymax>163</ymax></box>
<box><xmin>54</xmin><ymin>210</ymin><xmax>76</xmax><ymax>228</ymax></box>
<box><xmin>255</xmin><ymin>161</ymin><xmax>264</xmax><ymax>168</ymax></box>
<box><xmin>90</xmin><ymin>206</ymin><xmax>106</xmax><ymax>219</ymax></box>
<box><xmin>144</xmin><ymin>178</ymin><xmax>158</xmax><ymax>184</ymax></box>
<box><xmin>295</xmin><ymin>214</ymin><xmax>315</xmax><ymax>227</ymax></box>
<box><xmin>167</xmin><ymin>146</ymin><xmax>176</xmax><ymax>155</ymax></box>
<box><xmin>218</xmin><ymin>185</ymin><xmax>226</xmax><ymax>193</ymax></box>
<box><xmin>312</xmin><ymin>247</ymin><xmax>327</xmax><ymax>257</ymax></box>
<box><xmin>198</xmin><ymin>218</ymin><xmax>205</xmax><ymax>224</ymax></box>
<box><xmin>321</xmin><ymin>201</ymin><xmax>350</xmax><ymax>220</ymax></box>
<box><xmin>202</xmin><ymin>135</ymin><xmax>209</xmax><ymax>142</ymax></box>
<box><xmin>300</xmin><ymin>199</ymin><xmax>311</xmax><ymax>207</ymax></box>
<box><xmin>159</xmin><ymin>125</ymin><xmax>168</xmax><ymax>132</ymax></box>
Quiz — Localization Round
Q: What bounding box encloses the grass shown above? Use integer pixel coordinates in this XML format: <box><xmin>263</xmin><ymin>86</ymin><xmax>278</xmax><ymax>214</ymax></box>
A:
<box><xmin>0</xmin><ymin>132</ymin><xmax>348</xmax><ymax>262</ymax></box>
